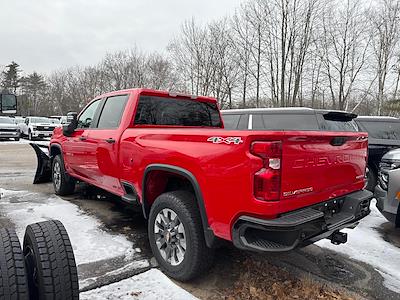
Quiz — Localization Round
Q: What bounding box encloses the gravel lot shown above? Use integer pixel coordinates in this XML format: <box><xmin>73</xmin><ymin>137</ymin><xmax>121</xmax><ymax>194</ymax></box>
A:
<box><xmin>1</xmin><ymin>140</ymin><xmax>400</xmax><ymax>299</ymax></box>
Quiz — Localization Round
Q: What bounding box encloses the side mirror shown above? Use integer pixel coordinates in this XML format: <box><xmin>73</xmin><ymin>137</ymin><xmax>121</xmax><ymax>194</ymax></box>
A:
<box><xmin>62</xmin><ymin>112</ymin><xmax>78</xmax><ymax>136</ymax></box>
<box><xmin>66</xmin><ymin>112</ymin><xmax>78</xmax><ymax>123</ymax></box>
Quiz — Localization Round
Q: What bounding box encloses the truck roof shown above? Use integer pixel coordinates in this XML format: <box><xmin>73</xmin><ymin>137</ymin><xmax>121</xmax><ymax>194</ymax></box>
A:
<box><xmin>356</xmin><ymin>116</ymin><xmax>400</xmax><ymax>122</ymax></box>
<box><xmin>96</xmin><ymin>88</ymin><xmax>217</xmax><ymax>104</ymax></box>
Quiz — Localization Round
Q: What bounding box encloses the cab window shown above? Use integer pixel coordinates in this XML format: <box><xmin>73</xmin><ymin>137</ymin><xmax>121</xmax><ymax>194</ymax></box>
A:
<box><xmin>97</xmin><ymin>95</ymin><xmax>129</xmax><ymax>129</ymax></box>
<box><xmin>78</xmin><ymin>99</ymin><xmax>101</xmax><ymax>128</ymax></box>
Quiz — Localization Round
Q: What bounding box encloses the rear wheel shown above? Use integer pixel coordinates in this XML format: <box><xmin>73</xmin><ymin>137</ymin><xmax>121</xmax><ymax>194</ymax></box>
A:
<box><xmin>23</xmin><ymin>220</ymin><xmax>79</xmax><ymax>300</ymax></box>
<box><xmin>14</xmin><ymin>137</ymin><xmax>20</xmax><ymax>141</ymax></box>
<box><xmin>0</xmin><ymin>228</ymin><xmax>29</xmax><ymax>300</ymax></box>
<box><xmin>148</xmin><ymin>191</ymin><xmax>214</xmax><ymax>281</ymax></box>
<box><xmin>52</xmin><ymin>155</ymin><xmax>75</xmax><ymax>195</ymax></box>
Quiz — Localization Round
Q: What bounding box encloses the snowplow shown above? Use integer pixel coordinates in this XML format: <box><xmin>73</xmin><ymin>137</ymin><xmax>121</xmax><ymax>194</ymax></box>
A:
<box><xmin>30</xmin><ymin>143</ymin><xmax>52</xmax><ymax>184</ymax></box>
<box><xmin>29</xmin><ymin>112</ymin><xmax>77</xmax><ymax>184</ymax></box>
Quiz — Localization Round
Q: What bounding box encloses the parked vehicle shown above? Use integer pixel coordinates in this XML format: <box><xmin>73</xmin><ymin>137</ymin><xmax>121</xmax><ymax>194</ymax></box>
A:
<box><xmin>0</xmin><ymin>93</ymin><xmax>17</xmax><ymax>116</ymax></box>
<box><xmin>12</xmin><ymin>116</ymin><xmax>25</xmax><ymax>125</ymax></box>
<box><xmin>375</xmin><ymin>148</ymin><xmax>400</xmax><ymax>227</ymax></box>
<box><xmin>33</xmin><ymin>89</ymin><xmax>372</xmax><ymax>281</ymax></box>
<box><xmin>19</xmin><ymin>117</ymin><xmax>59</xmax><ymax>140</ymax></box>
<box><xmin>355</xmin><ymin>116</ymin><xmax>400</xmax><ymax>191</ymax></box>
<box><xmin>50</xmin><ymin>115</ymin><xmax>68</xmax><ymax>125</ymax></box>
<box><xmin>0</xmin><ymin>116</ymin><xmax>20</xmax><ymax>141</ymax></box>
<box><xmin>221</xmin><ymin>107</ymin><xmax>359</xmax><ymax>131</ymax></box>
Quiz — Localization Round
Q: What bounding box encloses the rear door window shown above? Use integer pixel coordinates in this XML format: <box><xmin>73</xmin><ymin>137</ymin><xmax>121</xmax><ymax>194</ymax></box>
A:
<box><xmin>134</xmin><ymin>96</ymin><xmax>222</xmax><ymax>127</ymax></box>
<box><xmin>97</xmin><ymin>95</ymin><xmax>129</xmax><ymax>129</ymax></box>
<box><xmin>358</xmin><ymin>121</ymin><xmax>400</xmax><ymax>139</ymax></box>
<box><xmin>252</xmin><ymin>114</ymin><xmax>319</xmax><ymax>130</ymax></box>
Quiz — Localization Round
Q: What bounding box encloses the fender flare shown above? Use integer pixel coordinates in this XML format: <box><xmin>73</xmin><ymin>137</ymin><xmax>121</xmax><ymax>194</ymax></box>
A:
<box><xmin>49</xmin><ymin>143</ymin><xmax>62</xmax><ymax>158</ymax></box>
<box><xmin>142</xmin><ymin>163</ymin><xmax>218</xmax><ymax>248</ymax></box>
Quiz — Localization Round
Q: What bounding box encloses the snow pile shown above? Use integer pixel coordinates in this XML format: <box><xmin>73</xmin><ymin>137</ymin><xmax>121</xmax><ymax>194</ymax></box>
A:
<box><xmin>80</xmin><ymin>269</ymin><xmax>197</xmax><ymax>300</ymax></box>
<box><xmin>317</xmin><ymin>199</ymin><xmax>400</xmax><ymax>293</ymax></box>
<box><xmin>0</xmin><ymin>188</ymin><xmax>134</xmax><ymax>265</ymax></box>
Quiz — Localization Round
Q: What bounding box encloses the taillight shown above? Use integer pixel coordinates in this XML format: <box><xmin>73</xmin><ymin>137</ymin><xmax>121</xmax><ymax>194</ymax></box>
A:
<box><xmin>251</xmin><ymin>141</ymin><xmax>282</xmax><ymax>201</ymax></box>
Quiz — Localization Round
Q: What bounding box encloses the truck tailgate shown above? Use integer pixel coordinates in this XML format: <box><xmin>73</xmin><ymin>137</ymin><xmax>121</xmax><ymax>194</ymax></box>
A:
<box><xmin>279</xmin><ymin>131</ymin><xmax>368</xmax><ymax>211</ymax></box>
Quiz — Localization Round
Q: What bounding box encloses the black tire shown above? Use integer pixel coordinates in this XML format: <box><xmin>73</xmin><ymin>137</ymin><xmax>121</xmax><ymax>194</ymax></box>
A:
<box><xmin>0</xmin><ymin>228</ymin><xmax>29</xmax><ymax>300</ymax></box>
<box><xmin>366</xmin><ymin>165</ymin><xmax>377</xmax><ymax>192</ymax></box>
<box><xmin>148</xmin><ymin>191</ymin><xmax>214</xmax><ymax>281</ymax></box>
<box><xmin>23</xmin><ymin>220</ymin><xmax>79</xmax><ymax>300</ymax></box>
<box><xmin>28</xmin><ymin>131</ymin><xmax>33</xmax><ymax>141</ymax></box>
<box><xmin>52</xmin><ymin>154</ymin><xmax>75</xmax><ymax>196</ymax></box>
<box><xmin>14</xmin><ymin>137</ymin><xmax>20</xmax><ymax>141</ymax></box>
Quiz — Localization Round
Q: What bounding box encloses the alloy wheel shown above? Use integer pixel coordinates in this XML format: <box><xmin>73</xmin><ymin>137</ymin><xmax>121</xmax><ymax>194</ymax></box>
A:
<box><xmin>154</xmin><ymin>208</ymin><xmax>186</xmax><ymax>266</ymax></box>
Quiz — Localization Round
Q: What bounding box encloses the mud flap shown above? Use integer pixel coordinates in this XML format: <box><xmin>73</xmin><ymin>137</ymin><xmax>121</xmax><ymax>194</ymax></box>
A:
<box><xmin>29</xmin><ymin>143</ymin><xmax>52</xmax><ymax>184</ymax></box>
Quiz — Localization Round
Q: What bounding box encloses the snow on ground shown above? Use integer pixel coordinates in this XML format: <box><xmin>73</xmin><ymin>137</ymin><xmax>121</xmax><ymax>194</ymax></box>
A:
<box><xmin>0</xmin><ymin>188</ymin><xmax>135</xmax><ymax>265</ymax></box>
<box><xmin>0</xmin><ymin>188</ymin><xmax>197</xmax><ymax>299</ymax></box>
<box><xmin>80</xmin><ymin>269</ymin><xmax>197</xmax><ymax>300</ymax></box>
<box><xmin>317</xmin><ymin>199</ymin><xmax>400</xmax><ymax>293</ymax></box>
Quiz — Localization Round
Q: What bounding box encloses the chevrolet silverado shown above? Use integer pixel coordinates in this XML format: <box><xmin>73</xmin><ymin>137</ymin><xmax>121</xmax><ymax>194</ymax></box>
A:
<box><xmin>42</xmin><ymin>89</ymin><xmax>372</xmax><ymax>280</ymax></box>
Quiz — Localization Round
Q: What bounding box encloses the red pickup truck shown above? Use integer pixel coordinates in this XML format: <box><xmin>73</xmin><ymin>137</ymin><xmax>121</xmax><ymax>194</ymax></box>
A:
<box><xmin>44</xmin><ymin>88</ymin><xmax>372</xmax><ymax>281</ymax></box>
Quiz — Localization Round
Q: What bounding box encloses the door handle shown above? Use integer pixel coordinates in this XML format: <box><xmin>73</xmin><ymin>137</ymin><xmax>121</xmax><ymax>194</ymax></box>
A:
<box><xmin>79</xmin><ymin>136</ymin><xmax>87</xmax><ymax>141</ymax></box>
<box><xmin>105</xmin><ymin>138</ymin><xmax>115</xmax><ymax>144</ymax></box>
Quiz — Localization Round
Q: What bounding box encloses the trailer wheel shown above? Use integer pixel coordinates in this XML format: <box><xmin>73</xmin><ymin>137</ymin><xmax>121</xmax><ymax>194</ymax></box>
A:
<box><xmin>0</xmin><ymin>228</ymin><xmax>29</xmax><ymax>300</ymax></box>
<box><xmin>23</xmin><ymin>220</ymin><xmax>79</xmax><ymax>300</ymax></box>
<box><xmin>52</xmin><ymin>155</ymin><xmax>75</xmax><ymax>195</ymax></box>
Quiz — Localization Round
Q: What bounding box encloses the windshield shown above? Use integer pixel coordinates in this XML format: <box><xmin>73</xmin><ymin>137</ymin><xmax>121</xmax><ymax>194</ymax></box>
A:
<box><xmin>31</xmin><ymin>117</ymin><xmax>51</xmax><ymax>123</ymax></box>
<box><xmin>14</xmin><ymin>118</ymin><xmax>25</xmax><ymax>124</ymax></box>
<box><xmin>359</xmin><ymin>121</ymin><xmax>400</xmax><ymax>139</ymax></box>
<box><xmin>48</xmin><ymin>118</ymin><xmax>60</xmax><ymax>124</ymax></box>
<box><xmin>0</xmin><ymin>117</ymin><xmax>14</xmax><ymax>124</ymax></box>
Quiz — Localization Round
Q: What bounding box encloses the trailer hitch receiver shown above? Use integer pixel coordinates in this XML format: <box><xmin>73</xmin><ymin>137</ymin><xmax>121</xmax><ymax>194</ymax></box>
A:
<box><xmin>329</xmin><ymin>231</ymin><xmax>347</xmax><ymax>245</ymax></box>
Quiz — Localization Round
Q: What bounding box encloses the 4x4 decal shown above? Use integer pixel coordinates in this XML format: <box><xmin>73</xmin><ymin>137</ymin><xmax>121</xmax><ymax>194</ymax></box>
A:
<box><xmin>207</xmin><ymin>137</ymin><xmax>243</xmax><ymax>145</ymax></box>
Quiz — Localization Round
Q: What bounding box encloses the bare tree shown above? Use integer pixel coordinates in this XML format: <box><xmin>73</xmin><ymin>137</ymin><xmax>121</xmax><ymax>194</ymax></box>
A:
<box><xmin>320</xmin><ymin>0</ymin><xmax>371</xmax><ymax>110</ymax></box>
<box><xmin>371</xmin><ymin>0</ymin><xmax>400</xmax><ymax>114</ymax></box>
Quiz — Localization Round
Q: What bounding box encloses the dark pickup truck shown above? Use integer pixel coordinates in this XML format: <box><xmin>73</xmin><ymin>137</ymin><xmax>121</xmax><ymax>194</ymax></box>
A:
<box><xmin>355</xmin><ymin>116</ymin><xmax>400</xmax><ymax>190</ymax></box>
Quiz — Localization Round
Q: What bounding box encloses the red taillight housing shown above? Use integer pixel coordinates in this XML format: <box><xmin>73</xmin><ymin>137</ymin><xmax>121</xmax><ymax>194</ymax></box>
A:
<box><xmin>251</xmin><ymin>141</ymin><xmax>282</xmax><ymax>201</ymax></box>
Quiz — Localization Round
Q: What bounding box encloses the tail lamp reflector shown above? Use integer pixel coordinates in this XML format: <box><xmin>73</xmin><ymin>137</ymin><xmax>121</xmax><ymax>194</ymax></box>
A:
<box><xmin>251</xmin><ymin>141</ymin><xmax>282</xmax><ymax>201</ymax></box>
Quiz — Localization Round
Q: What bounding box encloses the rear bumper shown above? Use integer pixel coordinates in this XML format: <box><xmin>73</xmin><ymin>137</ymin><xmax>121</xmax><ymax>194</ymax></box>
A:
<box><xmin>232</xmin><ymin>190</ymin><xmax>372</xmax><ymax>252</ymax></box>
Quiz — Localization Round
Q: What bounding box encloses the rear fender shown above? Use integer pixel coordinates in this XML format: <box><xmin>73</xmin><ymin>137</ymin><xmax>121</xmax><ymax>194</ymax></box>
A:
<box><xmin>142</xmin><ymin>164</ymin><xmax>219</xmax><ymax>248</ymax></box>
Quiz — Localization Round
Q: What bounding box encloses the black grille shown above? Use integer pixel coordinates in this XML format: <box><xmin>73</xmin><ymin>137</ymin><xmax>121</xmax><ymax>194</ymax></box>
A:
<box><xmin>0</xmin><ymin>128</ymin><xmax>18</xmax><ymax>132</ymax></box>
<box><xmin>36</xmin><ymin>126</ymin><xmax>55</xmax><ymax>131</ymax></box>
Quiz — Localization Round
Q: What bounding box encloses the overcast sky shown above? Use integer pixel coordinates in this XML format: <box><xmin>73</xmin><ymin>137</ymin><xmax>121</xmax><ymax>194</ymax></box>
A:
<box><xmin>1</xmin><ymin>0</ymin><xmax>243</xmax><ymax>74</ymax></box>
